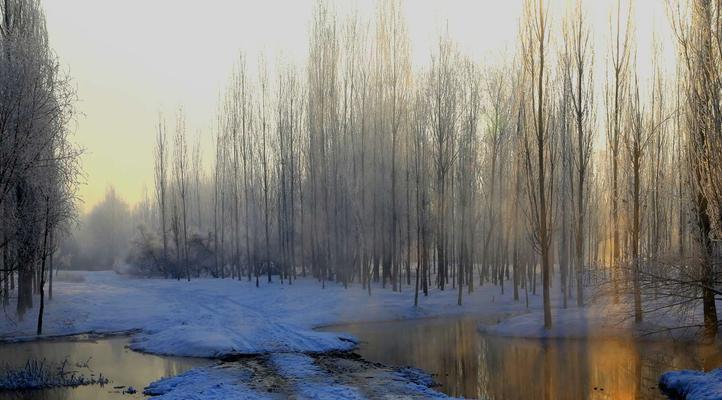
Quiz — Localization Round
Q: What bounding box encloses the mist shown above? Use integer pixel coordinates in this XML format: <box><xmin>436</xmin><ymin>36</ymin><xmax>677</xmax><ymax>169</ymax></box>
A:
<box><xmin>1</xmin><ymin>1</ymin><xmax>722</xmax><ymax>399</ymax></box>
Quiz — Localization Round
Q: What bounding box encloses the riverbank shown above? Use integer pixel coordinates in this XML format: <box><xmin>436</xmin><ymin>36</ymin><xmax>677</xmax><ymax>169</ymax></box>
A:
<box><xmin>4</xmin><ymin>271</ymin><xmax>717</xmax><ymax>398</ymax></box>
<box><xmin>479</xmin><ymin>290</ymin><xmax>717</xmax><ymax>341</ymax></box>
<box><xmin>0</xmin><ymin>271</ymin><xmax>531</xmax><ymax>398</ymax></box>
<box><xmin>0</xmin><ymin>271</ymin><xmax>531</xmax><ymax>356</ymax></box>
<box><xmin>659</xmin><ymin>368</ymin><xmax>722</xmax><ymax>400</ymax></box>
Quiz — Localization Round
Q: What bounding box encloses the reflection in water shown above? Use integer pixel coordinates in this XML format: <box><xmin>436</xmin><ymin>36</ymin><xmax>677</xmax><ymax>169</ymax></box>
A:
<box><xmin>0</xmin><ymin>337</ymin><xmax>208</xmax><ymax>400</ymax></box>
<box><xmin>324</xmin><ymin>317</ymin><xmax>722</xmax><ymax>400</ymax></box>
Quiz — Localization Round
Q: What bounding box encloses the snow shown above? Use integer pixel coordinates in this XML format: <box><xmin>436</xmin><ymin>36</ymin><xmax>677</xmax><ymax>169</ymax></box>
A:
<box><xmin>143</xmin><ymin>352</ymin><xmax>447</xmax><ymax>399</ymax></box>
<box><xmin>0</xmin><ymin>271</ymin><xmax>527</xmax><ymax>357</ymax></box>
<box><xmin>479</xmin><ymin>300</ymin><xmax>635</xmax><ymax>339</ymax></box>
<box><xmin>0</xmin><ymin>271</ymin><xmax>519</xmax><ymax>398</ymax></box>
<box><xmin>2</xmin><ymin>271</ymin><xmax>691</xmax><ymax>356</ymax></box>
<box><xmin>2</xmin><ymin>270</ymin><xmax>703</xmax><ymax>398</ymax></box>
<box><xmin>474</xmin><ymin>274</ymin><xmax>714</xmax><ymax>340</ymax></box>
<box><xmin>270</xmin><ymin>353</ymin><xmax>365</xmax><ymax>399</ymax></box>
<box><xmin>659</xmin><ymin>368</ymin><xmax>722</xmax><ymax>400</ymax></box>
<box><xmin>270</xmin><ymin>353</ymin><xmax>322</xmax><ymax>379</ymax></box>
<box><xmin>481</xmin><ymin>293</ymin><xmax>712</xmax><ymax>340</ymax></box>
<box><xmin>143</xmin><ymin>364</ymin><xmax>265</xmax><ymax>400</ymax></box>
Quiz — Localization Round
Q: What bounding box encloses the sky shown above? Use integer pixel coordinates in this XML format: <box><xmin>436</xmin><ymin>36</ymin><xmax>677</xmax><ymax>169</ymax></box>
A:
<box><xmin>42</xmin><ymin>0</ymin><xmax>673</xmax><ymax>213</ymax></box>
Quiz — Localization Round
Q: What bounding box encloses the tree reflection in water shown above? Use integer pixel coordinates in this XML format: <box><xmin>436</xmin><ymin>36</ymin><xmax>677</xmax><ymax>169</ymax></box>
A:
<box><xmin>324</xmin><ymin>317</ymin><xmax>722</xmax><ymax>399</ymax></box>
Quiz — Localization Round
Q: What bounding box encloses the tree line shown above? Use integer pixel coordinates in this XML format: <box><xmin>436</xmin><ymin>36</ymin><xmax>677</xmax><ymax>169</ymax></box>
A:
<box><xmin>128</xmin><ymin>0</ymin><xmax>722</xmax><ymax>338</ymax></box>
<box><xmin>0</xmin><ymin>0</ymin><xmax>81</xmax><ymax>334</ymax></box>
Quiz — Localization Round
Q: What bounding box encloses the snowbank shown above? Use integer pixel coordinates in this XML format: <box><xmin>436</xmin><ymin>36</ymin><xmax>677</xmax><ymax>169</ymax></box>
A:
<box><xmin>143</xmin><ymin>364</ymin><xmax>262</xmax><ymax>399</ymax></box>
<box><xmin>659</xmin><ymin>368</ymin><xmax>722</xmax><ymax>400</ymax></box>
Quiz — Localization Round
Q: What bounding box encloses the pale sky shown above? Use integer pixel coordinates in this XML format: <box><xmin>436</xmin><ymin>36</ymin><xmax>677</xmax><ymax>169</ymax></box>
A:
<box><xmin>42</xmin><ymin>0</ymin><xmax>672</xmax><ymax>212</ymax></box>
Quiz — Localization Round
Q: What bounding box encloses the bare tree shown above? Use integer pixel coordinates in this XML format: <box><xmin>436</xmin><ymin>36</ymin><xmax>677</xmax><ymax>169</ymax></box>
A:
<box><xmin>0</xmin><ymin>0</ymin><xmax>79</xmax><ymax>322</ymax></box>
<box><xmin>154</xmin><ymin>115</ymin><xmax>169</xmax><ymax>277</ymax></box>
<box><xmin>428</xmin><ymin>31</ymin><xmax>460</xmax><ymax>292</ymax></box>
<box><xmin>173</xmin><ymin>108</ymin><xmax>190</xmax><ymax>281</ymax></box>
<box><xmin>605</xmin><ymin>0</ymin><xmax>633</xmax><ymax>301</ymax></box>
<box><xmin>521</xmin><ymin>0</ymin><xmax>556</xmax><ymax>329</ymax></box>
<box><xmin>670</xmin><ymin>0</ymin><xmax>722</xmax><ymax>338</ymax></box>
<box><xmin>563</xmin><ymin>1</ymin><xmax>595</xmax><ymax>306</ymax></box>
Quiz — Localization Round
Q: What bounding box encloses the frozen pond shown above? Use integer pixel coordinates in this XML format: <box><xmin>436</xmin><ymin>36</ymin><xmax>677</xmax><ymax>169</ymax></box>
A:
<box><xmin>0</xmin><ymin>336</ymin><xmax>208</xmax><ymax>400</ymax></box>
<box><xmin>322</xmin><ymin>317</ymin><xmax>722</xmax><ymax>399</ymax></box>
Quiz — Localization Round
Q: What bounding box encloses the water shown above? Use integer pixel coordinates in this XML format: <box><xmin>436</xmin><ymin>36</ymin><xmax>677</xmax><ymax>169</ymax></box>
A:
<box><xmin>0</xmin><ymin>336</ymin><xmax>208</xmax><ymax>400</ymax></box>
<box><xmin>2</xmin><ymin>322</ymin><xmax>720</xmax><ymax>399</ymax></box>
<box><xmin>323</xmin><ymin>317</ymin><xmax>722</xmax><ymax>400</ymax></box>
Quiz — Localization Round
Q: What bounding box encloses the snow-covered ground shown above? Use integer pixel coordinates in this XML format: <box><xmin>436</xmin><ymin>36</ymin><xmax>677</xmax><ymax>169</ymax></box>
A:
<box><xmin>144</xmin><ymin>353</ymin><xmax>446</xmax><ymax>399</ymax></box>
<box><xmin>659</xmin><ymin>368</ymin><xmax>722</xmax><ymax>400</ymax></box>
<box><xmin>0</xmin><ymin>271</ymin><xmax>713</xmax><ymax>398</ymax></box>
<box><xmin>0</xmin><ymin>271</ymin><xmax>529</xmax><ymax>357</ymax></box>
<box><xmin>0</xmin><ymin>271</ymin><xmax>531</xmax><ymax>398</ymax></box>
<box><xmin>3</xmin><ymin>271</ymin><xmax>683</xmax><ymax>353</ymax></box>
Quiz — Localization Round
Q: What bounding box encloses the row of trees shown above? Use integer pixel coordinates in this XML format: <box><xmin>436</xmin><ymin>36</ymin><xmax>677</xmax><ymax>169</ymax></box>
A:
<box><xmin>0</xmin><ymin>0</ymin><xmax>80</xmax><ymax>334</ymax></box>
<box><xmin>134</xmin><ymin>0</ymin><xmax>722</xmax><ymax>337</ymax></box>
<box><xmin>671</xmin><ymin>0</ymin><xmax>722</xmax><ymax>338</ymax></box>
